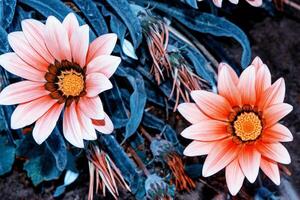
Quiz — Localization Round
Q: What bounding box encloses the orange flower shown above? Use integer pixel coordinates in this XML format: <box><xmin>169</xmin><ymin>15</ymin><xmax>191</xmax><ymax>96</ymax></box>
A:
<box><xmin>178</xmin><ymin>57</ymin><xmax>293</xmax><ymax>195</ymax></box>
<box><xmin>0</xmin><ymin>13</ymin><xmax>121</xmax><ymax>148</ymax></box>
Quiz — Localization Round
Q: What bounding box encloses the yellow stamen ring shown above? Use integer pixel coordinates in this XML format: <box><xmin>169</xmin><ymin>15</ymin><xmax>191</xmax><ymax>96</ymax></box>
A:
<box><xmin>233</xmin><ymin>112</ymin><xmax>262</xmax><ymax>141</ymax></box>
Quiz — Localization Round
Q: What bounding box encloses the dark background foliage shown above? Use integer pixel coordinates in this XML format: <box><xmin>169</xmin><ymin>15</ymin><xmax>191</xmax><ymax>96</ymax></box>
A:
<box><xmin>0</xmin><ymin>0</ymin><xmax>299</xmax><ymax>199</ymax></box>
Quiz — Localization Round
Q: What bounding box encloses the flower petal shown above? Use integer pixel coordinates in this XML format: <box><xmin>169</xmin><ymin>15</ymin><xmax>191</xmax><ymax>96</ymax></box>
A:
<box><xmin>32</xmin><ymin>103</ymin><xmax>64</xmax><ymax>144</ymax></box>
<box><xmin>21</xmin><ymin>19</ymin><xmax>55</xmax><ymax>64</ymax></box>
<box><xmin>202</xmin><ymin>138</ymin><xmax>240</xmax><ymax>177</ymax></box>
<box><xmin>213</xmin><ymin>0</ymin><xmax>223</xmax><ymax>7</ymax></box>
<box><xmin>0</xmin><ymin>53</ymin><xmax>45</xmax><ymax>81</ymax></box>
<box><xmin>228</xmin><ymin>0</ymin><xmax>239</xmax><ymax>4</ymax></box>
<box><xmin>183</xmin><ymin>141</ymin><xmax>215</xmax><ymax>156</ymax></box>
<box><xmin>218</xmin><ymin>64</ymin><xmax>241</xmax><ymax>107</ymax></box>
<box><xmin>8</xmin><ymin>31</ymin><xmax>49</xmax><ymax>71</ymax></box>
<box><xmin>238</xmin><ymin>145</ymin><xmax>261</xmax><ymax>183</ymax></box>
<box><xmin>177</xmin><ymin>103</ymin><xmax>210</xmax><ymax>124</ymax></box>
<box><xmin>181</xmin><ymin>119</ymin><xmax>229</xmax><ymax>141</ymax></box>
<box><xmin>63</xmin><ymin>103</ymin><xmax>84</xmax><ymax>148</ymax></box>
<box><xmin>225</xmin><ymin>159</ymin><xmax>244</xmax><ymax>196</ymax></box>
<box><xmin>218</xmin><ymin>63</ymin><xmax>239</xmax><ymax>85</ymax></box>
<box><xmin>86</xmin><ymin>55</ymin><xmax>121</xmax><ymax>78</ymax></box>
<box><xmin>191</xmin><ymin>90</ymin><xmax>232</xmax><ymax>121</ymax></box>
<box><xmin>85</xmin><ymin>73</ymin><xmax>113</xmax><ymax>97</ymax></box>
<box><xmin>262</xmin><ymin>123</ymin><xmax>293</xmax><ymax>143</ymax></box>
<box><xmin>87</xmin><ymin>33</ymin><xmax>117</xmax><ymax>63</ymax></box>
<box><xmin>260</xmin><ymin>157</ymin><xmax>280</xmax><ymax>185</ymax></box>
<box><xmin>238</xmin><ymin>65</ymin><xmax>256</xmax><ymax>105</ymax></box>
<box><xmin>257</xmin><ymin>142</ymin><xmax>291</xmax><ymax>164</ymax></box>
<box><xmin>258</xmin><ymin>78</ymin><xmax>285</xmax><ymax>110</ymax></box>
<box><xmin>70</xmin><ymin>24</ymin><xmax>89</xmax><ymax>67</ymax></box>
<box><xmin>246</xmin><ymin>0</ymin><xmax>262</xmax><ymax>7</ymax></box>
<box><xmin>93</xmin><ymin>112</ymin><xmax>114</xmax><ymax>134</ymax></box>
<box><xmin>76</xmin><ymin>107</ymin><xmax>97</xmax><ymax>140</ymax></box>
<box><xmin>44</xmin><ymin>16</ymin><xmax>71</xmax><ymax>62</ymax></box>
<box><xmin>62</xmin><ymin>13</ymin><xmax>80</xmax><ymax>39</ymax></box>
<box><xmin>0</xmin><ymin>81</ymin><xmax>49</xmax><ymax>105</ymax></box>
<box><xmin>11</xmin><ymin>96</ymin><xmax>57</xmax><ymax>129</ymax></box>
<box><xmin>251</xmin><ymin>56</ymin><xmax>264</xmax><ymax>70</ymax></box>
<box><xmin>78</xmin><ymin>96</ymin><xmax>104</xmax><ymax>120</ymax></box>
<box><xmin>264</xmin><ymin>103</ymin><xmax>293</xmax><ymax>128</ymax></box>
<box><xmin>255</xmin><ymin>64</ymin><xmax>271</xmax><ymax>100</ymax></box>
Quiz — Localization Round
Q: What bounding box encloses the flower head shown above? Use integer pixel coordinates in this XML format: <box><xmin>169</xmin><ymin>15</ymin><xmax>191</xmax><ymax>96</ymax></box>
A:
<box><xmin>0</xmin><ymin>13</ymin><xmax>121</xmax><ymax>148</ymax></box>
<box><xmin>206</xmin><ymin>0</ymin><xmax>262</xmax><ymax>8</ymax></box>
<box><xmin>178</xmin><ymin>57</ymin><xmax>293</xmax><ymax>195</ymax></box>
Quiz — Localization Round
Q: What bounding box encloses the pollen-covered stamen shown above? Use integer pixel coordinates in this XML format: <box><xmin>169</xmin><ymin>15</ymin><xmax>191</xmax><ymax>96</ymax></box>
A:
<box><xmin>57</xmin><ymin>70</ymin><xmax>84</xmax><ymax>96</ymax></box>
<box><xmin>44</xmin><ymin>60</ymin><xmax>86</xmax><ymax>106</ymax></box>
<box><xmin>233</xmin><ymin>112</ymin><xmax>262</xmax><ymax>141</ymax></box>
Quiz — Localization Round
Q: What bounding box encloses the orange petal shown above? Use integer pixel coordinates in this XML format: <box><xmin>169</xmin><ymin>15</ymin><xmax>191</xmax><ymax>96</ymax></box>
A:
<box><xmin>202</xmin><ymin>138</ymin><xmax>240</xmax><ymax>177</ymax></box>
<box><xmin>11</xmin><ymin>96</ymin><xmax>57</xmax><ymax>129</ymax></box>
<box><xmin>191</xmin><ymin>90</ymin><xmax>232</xmax><ymax>121</ymax></box>
<box><xmin>262</xmin><ymin>123</ymin><xmax>293</xmax><ymax>143</ymax></box>
<box><xmin>44</xmin><ymin>16</ymin><xmax>71</xmax><ymax>62</ymax></box>
<box><xmin>257</xmin><ymin>142</ymin><xmax>291</xmax><ymax>164</ymax></box>
<box><xmin>218</xmin><ymin>63</ymin><xmax>239</xmax><ymax>84</ymax></box>
<box><xmin>255</xmin><ymin>64</ymin><xmax>271</xmax><ymax>100</ymax></box>
<box><xmin>264</xmin><ymin>103</ymin><xmax>293</xmax><ymax>128</ymax></box>
<box><xmin>183</xmin><ymin>141</ymin><xmax>215</xmax><ymax>157</ymax></box>
<box><xmin>218</xmin><ymin>63</ymin><xmax>241</xmax><ymax>107</ymax></box>
<box><xmin>251</xmin><ymin>56</ymin><xmax>264</xmax><ymax>70</ymax></box>
<box><xmin>70</xmin><ymin>24</ymin><xmax>89</xmax><ymax>67</ymax></box>
<box><xmin>86</xmin><ymin>55</ymin><xmax>121</xmax><ymax>78</ymax></box>
<box><xmin>8</xmin><ymin>31</ymin><xmax>49</xmax><ymax>71</ymax></box>
<box><xmin>238</xmin><ymin>65</ymin><xmax>256</xmax><ymax>105</ymax></box>
<box><xmin>177</xmin><ymin>103</ymin><xmax>210</xmax><ymax>124</ymax></box>
<box><xmin>225</xmin><ymin>158</ymin><xmax>244</xmax><ymax>196</ymax></box>
<box><xmin>0</xmin><ymin>53</ymin><xmax>45</xmax><ymax>81</ymax></box>
<box><xmin>21</xmin><ymin>19</ymin><xmax>55</xmax><ymax>64</ymax></box>
<box><xmin>87</xmin><ymin>33</ymin><xmax>117</xmax><ymax>63</ymax></box>
<box><xmin>33</xmin><ymin>103</ymin><xmax>64</xmax><ymax>144</ymax></box>
<box><xmin>85</xmin><ymin>73</ymin><xmax>113</xmax><ymax>97</ymax></box>
<box><xmin>238</xmin><ymin>145</ymin><xmax>261</xmax><ymax>183</ymax></box>
<box><xmin>62</xmin><ymin>13</ymin><xmax>80</xmax><ymax>39</ymax></box>
<box><xmin>181</xmin><ymin>119</ymin><xmax>229</xmax><ymax>141</ymax></box>
<box><xmin>260</xmin><ymin>157</ymin><xmax>280</xmax><ymax>185</ymax></box>
<box><xmin>63</xmin><ymin>103</ymin><xmax>84</xmax><ymax>148</ymax></box>
<box><xmin>246</xmin><ymin>0</ymin><xmax>262</xmax><ymax>6</ymax></box>
<box><xmin>78</xmin><ymin>96</ymin><xmax>104</xmax><ymax>120</ymax></box>
<box><xmin>0</xmin><ymin>81</ymin><xmax>49</xmax><ymax>105</ymax></box>
<box><xmin>258</xmin><ymin>78</ymin><xmax>285</xmax><ymax>110</ymax></box>
<box><xmin>76</xmin><ymin>107</ymin><xmax>97</xmax><ymax>140</ymax></box>
<box><xmin>212</xmin><ymin>0</ymin><xmax>223</xmax><ymax>7</ymax></box>
<box><xmin>93</xmin><ymin>112</ymin><xmax>114</xmax><ymax>134</ymax></box>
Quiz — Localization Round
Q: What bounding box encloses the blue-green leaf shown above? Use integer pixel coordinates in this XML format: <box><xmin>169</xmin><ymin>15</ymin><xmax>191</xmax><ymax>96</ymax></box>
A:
<box><xmin>16</xmin><ymin>134</ymin><xmax>62</xmax><ymax>185</ymax></box>
<box><xmin>0</xmin><ymin>0</ymin><xmax>17</xmax><ymax>29</ymax></box>
<box><xmin>0</xmin><ymin>135</ymin><xmax>15</xmax><ymax>175</ymax></box>
<box><xmin>19</xmin><ymin>0</ymin><xmax>72</xmax><ymax>20</ymax></box>
<box><xmin>0</xmin><ymin>27</ymin><xmax>9</xmax><ymax>53</ymax></box>
<box><xmin>45</xmin><ymin>128</ymin><xmax>67</xmax><ymax>171</ymax></box>
<box><xmin>105</xmin><ymin>0</ymin><xmax>142</xmax><ymax>48</ymax></box>
<box><xmin>115</xmin><ymin>66</ymin><xmax>146</xmax><ymax>142</ymax></box>
<box><xmin>73</xmin><ymin>0</ymin><xmax>108</xmax><ymax>35</ymax></box>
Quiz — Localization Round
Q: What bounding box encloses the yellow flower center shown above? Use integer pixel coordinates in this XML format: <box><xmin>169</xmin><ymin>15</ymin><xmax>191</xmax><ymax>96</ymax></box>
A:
<box><xmin>233</xmin><ymin>112</ymin><xmax>262</xmax><ymax>141</ymax></box>
<box><xmin>58</xmin><ymin>70</ymin><xmax>84</xmax><ymax>97</ymax></box>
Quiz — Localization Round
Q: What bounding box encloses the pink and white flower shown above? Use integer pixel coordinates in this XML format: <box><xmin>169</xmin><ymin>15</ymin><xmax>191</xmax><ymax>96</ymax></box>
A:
<box><xmin>178</xmin><ymin>57</ymin><xmax>293</xmax><ymax>195</ymax></box>
<box><xmin>0</xmin><ymin>13</ymin><xmax>121</xmax><ymax>148</ymax></box>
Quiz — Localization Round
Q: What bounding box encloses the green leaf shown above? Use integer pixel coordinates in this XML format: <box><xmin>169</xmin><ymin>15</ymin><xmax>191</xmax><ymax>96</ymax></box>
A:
<box><xmin>23</xmin><ymin>149</ymin><xmax>61</xmax><ymax>185</ymax></box>
<box><xmin>16</xmin><ymin>134</ymin><xmax>62</xmax><ymax>185</ymax></box>
<box><xmin>0</xmin><ymin>135</ymin><xmax>15</xmax><ymax>175</ymax></box>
